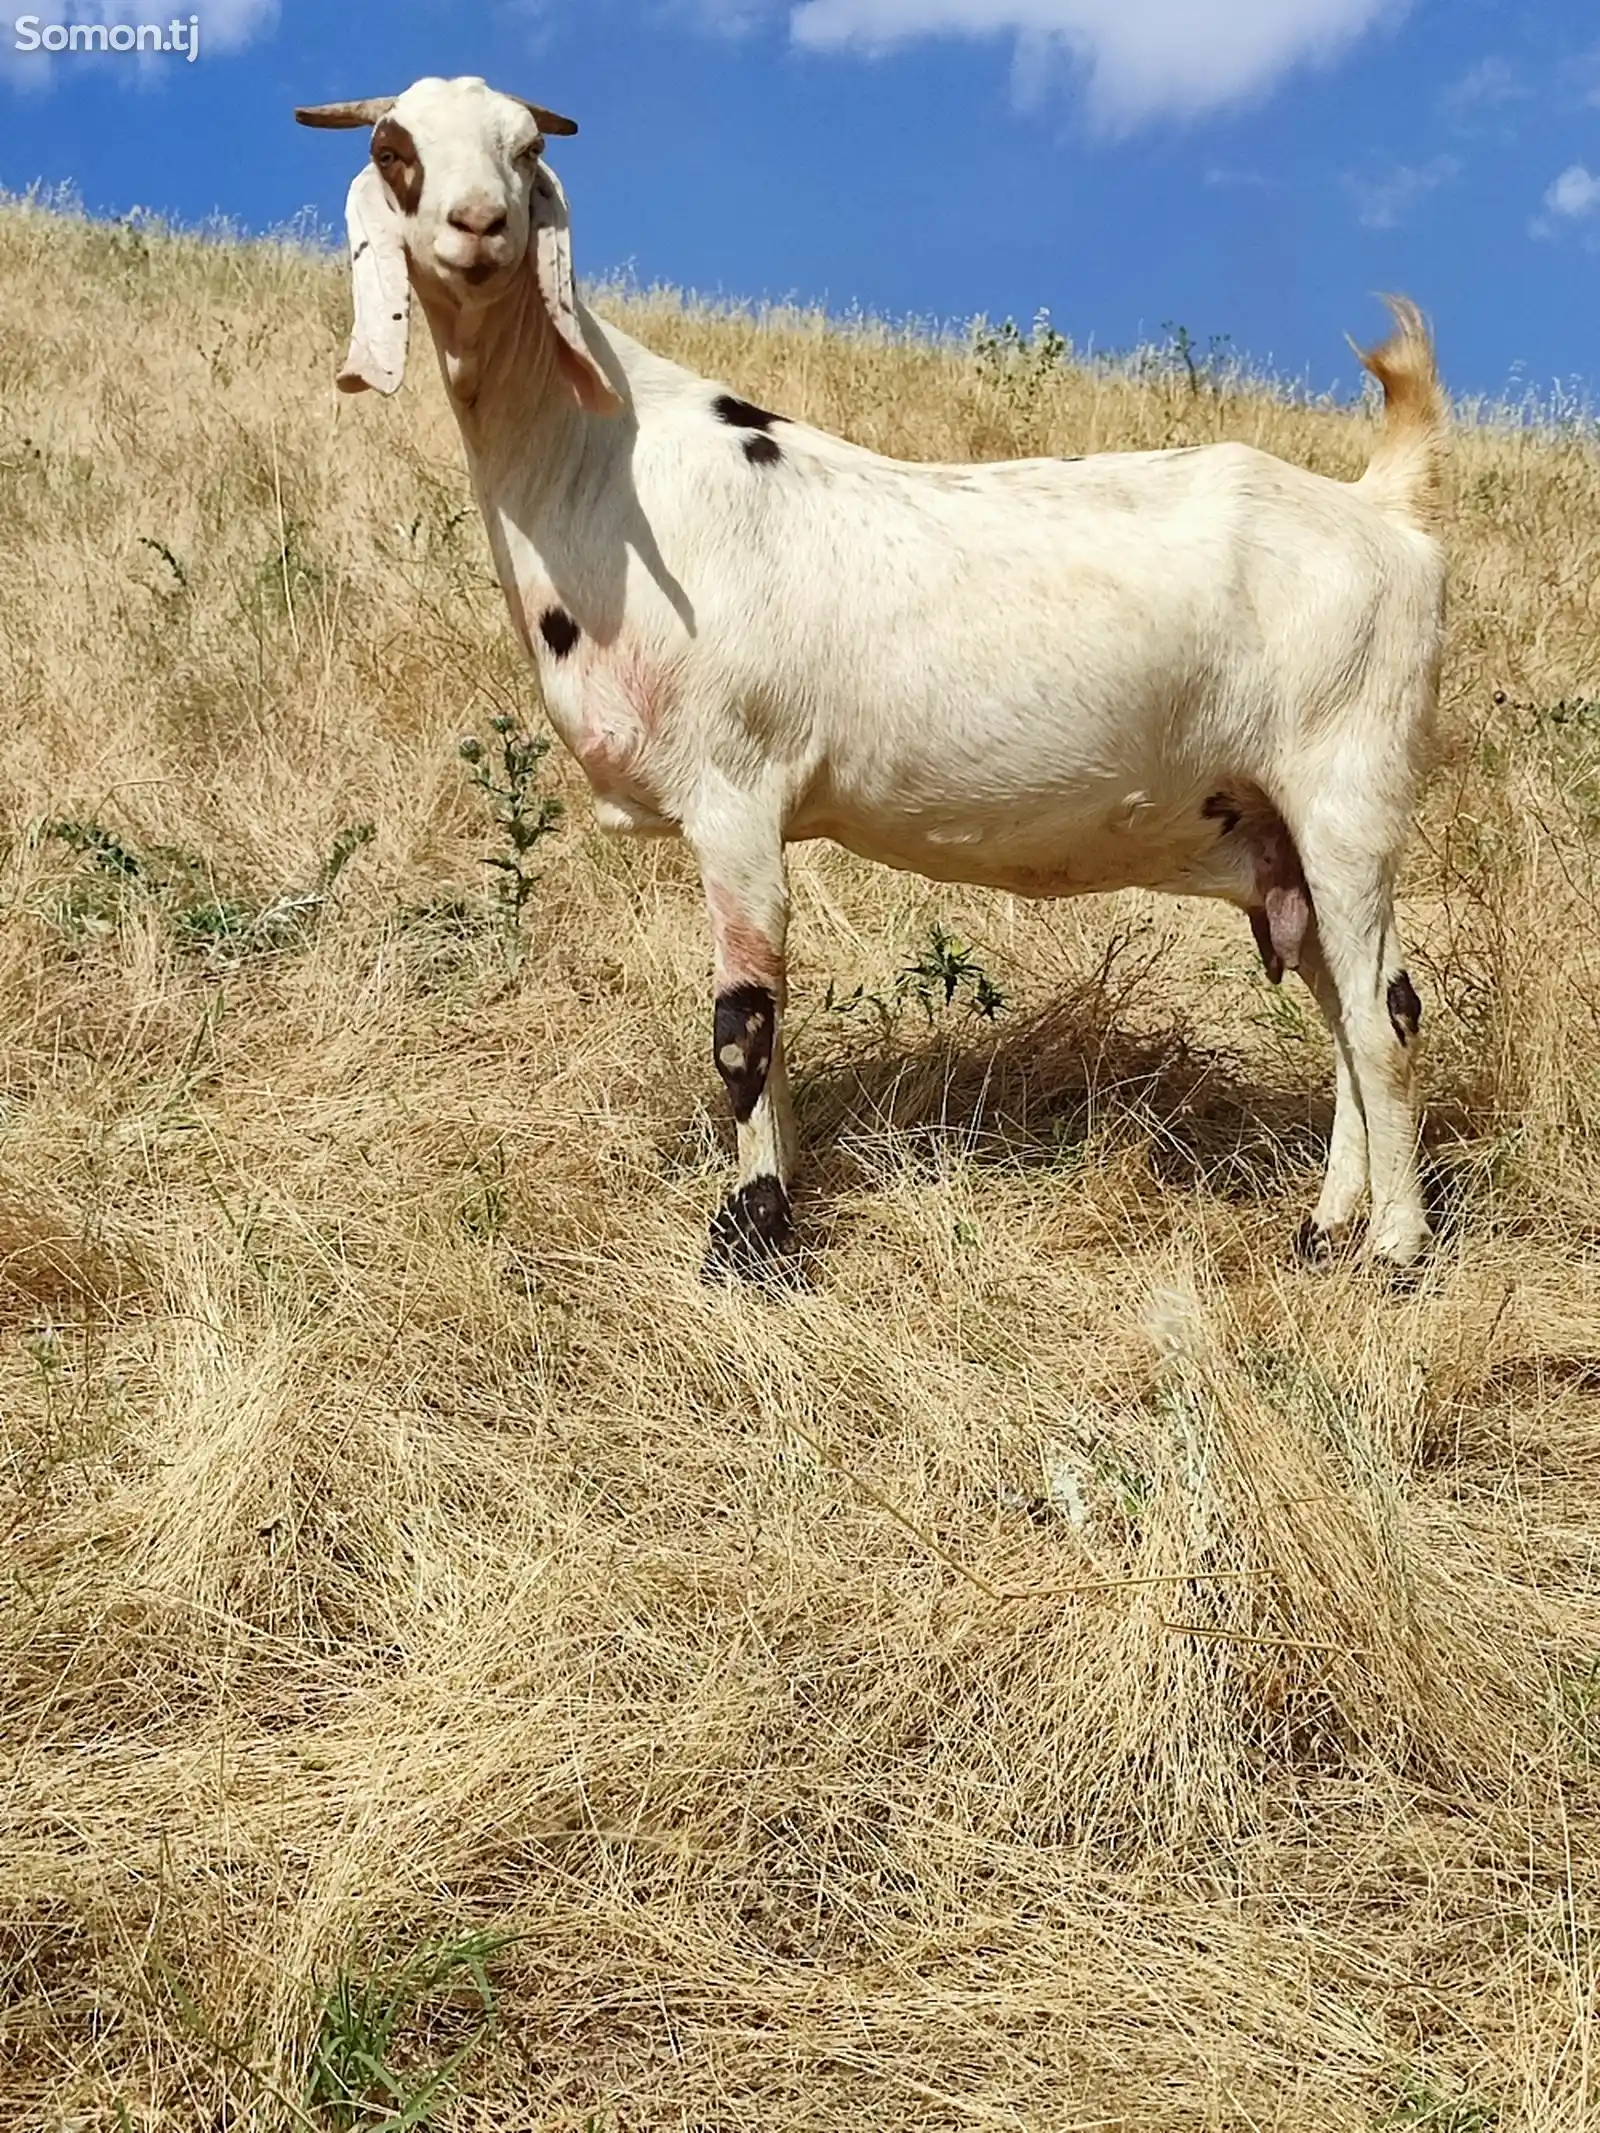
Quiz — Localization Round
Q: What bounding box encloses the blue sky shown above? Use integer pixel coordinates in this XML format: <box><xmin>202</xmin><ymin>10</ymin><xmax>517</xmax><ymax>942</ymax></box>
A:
<box><xmin>1</xmin><ymin>1</ymin><xmax>1596</xmax><ymax>405</ymax></box>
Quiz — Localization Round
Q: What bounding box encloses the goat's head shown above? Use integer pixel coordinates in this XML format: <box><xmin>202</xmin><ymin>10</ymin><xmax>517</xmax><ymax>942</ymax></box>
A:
<box><xmin>294</xmin><ymin>75</ymin><xmax>619</xmax><ymax>413</ymax></box>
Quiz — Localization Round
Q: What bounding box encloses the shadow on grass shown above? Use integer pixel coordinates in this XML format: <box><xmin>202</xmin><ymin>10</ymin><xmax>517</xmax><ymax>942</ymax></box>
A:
<box><xmin>794</xmin><ymin>997</ymin><xmax>1333</xmax><ymax>1205</ymax></box>
<box><xmin>663</xmin><ymin>982</ymin><xmax>1506</xmax><ymax>1283</ymax></box>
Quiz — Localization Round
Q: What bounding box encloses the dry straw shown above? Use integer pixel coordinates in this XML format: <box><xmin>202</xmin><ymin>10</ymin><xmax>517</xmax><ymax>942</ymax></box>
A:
<box><xmin>2</xmin><ymin>200</ymin><xmax>1599</xmax><ymax>2130</ymax></box>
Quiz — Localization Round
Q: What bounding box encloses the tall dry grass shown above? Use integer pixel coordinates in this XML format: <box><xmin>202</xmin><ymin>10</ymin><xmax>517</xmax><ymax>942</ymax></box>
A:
<box><xmin>2</xmin><ymin>198</ymin><xmax>1600</xmax><ymax>2131</ymax></box>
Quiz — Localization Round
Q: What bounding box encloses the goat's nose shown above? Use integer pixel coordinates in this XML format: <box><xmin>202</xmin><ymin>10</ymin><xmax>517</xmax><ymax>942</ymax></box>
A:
<box><xmin>447</xmin><ymin>202</ymin><xmax>508</xmax><ymax>238</ymax></box>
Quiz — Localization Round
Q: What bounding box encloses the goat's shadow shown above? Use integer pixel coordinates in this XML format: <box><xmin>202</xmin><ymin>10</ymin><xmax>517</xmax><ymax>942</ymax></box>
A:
<box><xmin>794</xmin><ymin>1000</ymin><xmax>1327</xmax><ymax>1205</ymax></box>
<box><xmin>750</xmin><ymin>996</ymin><xmax>1484</xmax><ymax>1246</ymax></box>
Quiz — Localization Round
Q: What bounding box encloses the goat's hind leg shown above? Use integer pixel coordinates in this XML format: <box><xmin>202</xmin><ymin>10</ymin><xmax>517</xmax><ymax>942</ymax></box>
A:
<box><xmin>1203</xmin><ymin>785</ymin><xmax>1373</xmax><ymax>1260</ymax></box>
<box><xmin>1293</xmin><ymin>930</ymin><xmax>1370</xmax><ymax>1259</ymax></box>
<box><xmin>1293</xmin><ymin>830</ymin><xmax>1429</xmax><ymax>1270</ymax></box>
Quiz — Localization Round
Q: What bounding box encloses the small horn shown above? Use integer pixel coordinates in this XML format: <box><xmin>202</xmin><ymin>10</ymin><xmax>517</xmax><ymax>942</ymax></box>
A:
<box><xmin>519</xmin><ymin>101</ymin><xmax>578</xmax><ymax>136</ymax></box>
<box><xmin>294</xmin><ymin>98</ymin><xmax>397</xmax><ymax>130</ymax></box>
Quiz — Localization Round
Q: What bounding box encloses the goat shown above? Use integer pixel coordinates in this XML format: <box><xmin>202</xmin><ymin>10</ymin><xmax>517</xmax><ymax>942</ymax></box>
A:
<box><xmin>296</xmin><ymin>76</ymin><xmax>1448</xmax><ymax>1281</ymax></box>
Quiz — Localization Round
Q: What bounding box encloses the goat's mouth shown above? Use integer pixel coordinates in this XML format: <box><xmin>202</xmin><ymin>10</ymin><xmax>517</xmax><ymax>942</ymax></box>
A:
<box><xmin>460</xmin><ymin>259</ymin><xmax>500</xmax><ymax>286</ymax></box>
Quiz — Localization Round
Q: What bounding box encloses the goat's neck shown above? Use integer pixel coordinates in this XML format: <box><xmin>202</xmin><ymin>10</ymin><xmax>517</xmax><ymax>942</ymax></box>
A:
<box><xmin>415</xmin><ymin>271</ymin><xmax>601</xmax><ymax>517</ymax></box>
<box><xmin>413</xmin><ymin>274</ymin><xmax>695</xmax><ymax>643</ymax></box>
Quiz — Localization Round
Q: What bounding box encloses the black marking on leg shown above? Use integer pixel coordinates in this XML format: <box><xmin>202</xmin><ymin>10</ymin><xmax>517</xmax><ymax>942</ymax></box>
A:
<box><xmin>1202</xmin><ymin>791</ymin><xmax>1241</xmax><ymax>837</ymax></box>
<box><xmin>1294</xmin><ymin>1216</ymin><xmax>1336</xmax><ymax>1265</ymax></box>
<box><xmin>704</xmin><ymin>1176</ymin><xmax>794</xmax><ymax>1284</ymax></box>
<box><xmin>540</xmin><ymin>606</ymin><xmax>581</xmax><ymax>659</ymax></box>
<box><xmin>714</xmin><ymin>984</ymin><xmax>776</xmax><ymax>1123</ymax></box>
<box><xmin>743</xmin><ymin>433</ymin><xmax>783</xmax><ymax>468</ymax></box>
<box><xmin>713</xmin><ymin>393</ymin><xmax>785</xmax><ymax>431</ymax></box>
<box><xmin>1387</xmin><ymin>971</ymin><xmax>1422</xmax><ymax>1045</ymax></box>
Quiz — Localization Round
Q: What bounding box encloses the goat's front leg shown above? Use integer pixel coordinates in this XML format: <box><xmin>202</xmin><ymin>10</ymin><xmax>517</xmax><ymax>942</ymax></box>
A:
<box><xmin>692</xmin><ymin>807</ymin><xmax>798</xmax><ymax>1281</ymax></box>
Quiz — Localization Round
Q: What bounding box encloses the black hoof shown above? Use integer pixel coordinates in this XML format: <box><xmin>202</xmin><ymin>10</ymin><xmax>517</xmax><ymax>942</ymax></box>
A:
<box><xmin>702</xmin><ymin>1177</ymin><xmax>796</xmax><ymax>1287</ymax></box>
<box><xmin>1294</xmin><ymin>1217</ymin><xmax>1337</xmax><ymax>1265</ymax></box>
<box><xmin>1371</xmin><ymin>1254</ymin><xmax>1427</xmax><ymax>1298</ymax></box>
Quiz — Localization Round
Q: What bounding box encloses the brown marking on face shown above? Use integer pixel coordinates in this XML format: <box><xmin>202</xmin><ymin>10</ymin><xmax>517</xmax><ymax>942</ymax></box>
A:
<box><xmin>372</xmin><ymin>118</ymin><xmax>424</xmax><ymax>215</ymax></box>
<box><xmin>707</xmin><ymin>886</ymin><xmax>782</xmax><ymax>994</ymax></box>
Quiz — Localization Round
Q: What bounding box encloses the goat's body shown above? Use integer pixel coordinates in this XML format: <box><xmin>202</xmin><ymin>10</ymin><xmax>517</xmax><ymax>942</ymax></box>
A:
<box><xmin>303</xmin><ymin>70</ymin><xmax>1446</xmax><ymax>1274</ymax></box>
<box><xmin>460</xmin><ymin>304</ymin><xmax>1445</xmax><ymax>1271</ymax></box>
<box><xmin>485</xmin><ymin>317</ymin><xmax>1441</xmax><ymax>923</ymax></box>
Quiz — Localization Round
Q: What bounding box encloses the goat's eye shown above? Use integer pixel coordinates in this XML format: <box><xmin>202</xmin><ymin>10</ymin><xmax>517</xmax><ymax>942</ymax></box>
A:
<box><xmin>375</xmin><ymin>148</ymin><xmax>396</xmax><ymax>168</ymax></box>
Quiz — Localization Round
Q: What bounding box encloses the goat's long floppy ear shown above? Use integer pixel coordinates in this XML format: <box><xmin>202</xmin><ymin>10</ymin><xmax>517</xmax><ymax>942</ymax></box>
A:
<box><xmin>530</xmin><ymin>162</ymin><xmax>622</xmax><ymax>417</ymax></box>
<box><xmin>295</xmin><ymin>98</ymin><xmax>395</xmax><ymax>128</ymax></box>
<box><xmin>336</xmin><ymin>165</ymin><xmax>410</xmax><ymax>395</ymax></box>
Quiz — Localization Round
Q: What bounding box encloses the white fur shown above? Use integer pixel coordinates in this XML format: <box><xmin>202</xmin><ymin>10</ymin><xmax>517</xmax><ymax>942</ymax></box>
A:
<box><xmin>301</xmin><ymin>75</ymin><xmax>1448</xmax><ymax>1270</ymax></box>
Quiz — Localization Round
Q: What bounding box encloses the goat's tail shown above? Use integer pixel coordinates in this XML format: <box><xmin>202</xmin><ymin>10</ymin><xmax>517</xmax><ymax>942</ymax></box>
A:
<box><xmin>1351</xmin><ymin>295</ymin><xmax>1448</xmax><ymax>532</ymax></box>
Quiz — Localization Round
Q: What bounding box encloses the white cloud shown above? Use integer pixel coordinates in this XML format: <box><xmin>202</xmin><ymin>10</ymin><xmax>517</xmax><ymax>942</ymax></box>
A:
<box><xmin>1440</xmin><ymin>55</ymin><xmax>1520</xmax><ymax>120</ymax></box>
<box><xmin>1543</xmin><ymin>163</ymin><xmax>1600</xmax><ymax>221</ymax></box>
<box><xmin>1345</xmin><ymin>153</ymin><xmax>1458</xmax><ymax>230</ymax></box>
<box><xmin>205</xmin><ymin>0</ymin><xmax>279</xmax><ymax>49</ymax></box>
<box><xmin>782</xmin><ymin>0</ymin><xmax>1412</xmax><ymax>127</ymax></box>
<box><xmin>682</xmin><ymin>0</ymin><xmax>772</xmax><ymax>30</ymax></box>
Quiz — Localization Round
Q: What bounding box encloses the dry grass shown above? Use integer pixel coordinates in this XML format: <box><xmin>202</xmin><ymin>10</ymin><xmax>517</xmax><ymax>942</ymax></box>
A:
<box><xmin>2</xmin><ymin>198</ymin><xmax>1600</xmax><ymax>2132</ymax></box>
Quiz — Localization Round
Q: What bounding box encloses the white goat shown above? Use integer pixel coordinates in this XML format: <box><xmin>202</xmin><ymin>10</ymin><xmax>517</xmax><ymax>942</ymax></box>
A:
<box><xmin>297</xmin><ymin>76</ymin><xmax>1448</xmax><ymax>1279</ymax></box>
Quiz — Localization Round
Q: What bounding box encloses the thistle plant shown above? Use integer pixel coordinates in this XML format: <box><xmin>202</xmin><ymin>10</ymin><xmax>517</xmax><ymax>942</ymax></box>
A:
<box><xmin>457</xmin><ymin>713</ymin><xmax>563</xmax><ymax>929</ymax></box>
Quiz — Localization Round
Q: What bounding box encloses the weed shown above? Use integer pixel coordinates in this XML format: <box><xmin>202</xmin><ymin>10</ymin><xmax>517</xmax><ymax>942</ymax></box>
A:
<box><xmin>42</xmin><ymin>815</ymin><xmax>373</xmax><ymax>964</ymax></box>
<box><xmin>972</xmin><ymin>309</ymin><xmax>1073</xmax><ymax>428</ymax></box>
<box><xmin>458</xmin><ymin>1141</ymin><xmax>511</xmax><ymax>1244</ymax></box>
<box><xmin>1160</xmin><ymin>321</ymin><xmax>1236</xmax><ymax>399</ymax></box>
<box><xmin>304</xmin><ymin>1929</ymin><xmax>515</xmax><ymax>2131</ymax></box>
<box><xmin>1534</xmin><ymin>694</ymin><xmax>1600</xmax><ymax>729</ymax></box>
<box><xmin>974</xmin><ymin>308</ymin><xmax>1072</xmax><ymax>378</ymax></box>
<box><xmin>256</xmin><ymin>517</ymin><xmax>328</xmax><ymax>620</ymax></box>
<box><xmin>135</xmin><ymin>533</ymin><xmax>189</xmax><ymax>593</ymax></box>
<box><xmin>898</xmin><ymin>923</ymin><xmax>1007</xmax><ymax>1023</ymax></box>
<box><xmin>458</xmin><ymin>714</ymin><xmax>564</xmax><ymax>932</ymax></box>
<box><xmin>1249</xmin><ymin>981</ymin><xmax>1312</xmax><ymax>1044</ymax></box>
<box><xmin>825</xmin><ymin>922</ymin><xmax>1007</xmax><ymax>1034</ymax></box>
<box><xmin>1380</xmin><ymin>2072</ymin><xmax>1498</xmax><ymax>2132</ymax></box>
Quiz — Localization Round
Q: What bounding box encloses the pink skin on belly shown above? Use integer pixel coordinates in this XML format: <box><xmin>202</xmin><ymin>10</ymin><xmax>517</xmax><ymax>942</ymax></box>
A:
<box><xmin>569</xmin><ymin>643</ymin><xmax>664</xmax><ymax>786</ymax></box>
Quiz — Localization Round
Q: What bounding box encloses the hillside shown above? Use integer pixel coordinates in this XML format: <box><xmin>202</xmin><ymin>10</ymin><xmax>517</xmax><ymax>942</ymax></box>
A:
<box><xmin>2</xmin><ymin>198</ymin><xmax>1600</xmax><ymax>2131</ymax></box>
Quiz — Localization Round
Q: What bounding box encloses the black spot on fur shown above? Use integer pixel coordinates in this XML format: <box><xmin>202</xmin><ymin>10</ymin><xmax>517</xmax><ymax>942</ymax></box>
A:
<box><xmin>1202</xmin><ymin>791</ymin><xmax>1241</xmax><ymax>837</ymax></box>
<box><xmin>352</xmin><ymin>240</ymin><xmax>369</xmax><ymax>260</ymax></box>
<box><xmin>713</xmin><ymin>394</ymin><xmax>784</xmax><ymax>431</ymax></box>
<box><xmin>714</xmin><ymin>985</ymin><xmax>776</xmax><ymax>1123</ymax></box>
<box><xmin>1387</xmin><ymin>970</ymin><xmax>1422</xmax><ymax>1045</ymax></box>
<box><xmin>743</xmin><ymin>434</ymin><xmax>782</xmax><ymax>468</ymax></box>
<box><xmin>539</xmin><ymin>607</ymin><xmax>581</xmax><ymax>659</ymax></box>
<box><xmin>704</xmin><ymin>1176</ymin><xmax>794</xmax><ymax>1282</ymax></box>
